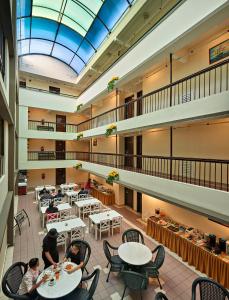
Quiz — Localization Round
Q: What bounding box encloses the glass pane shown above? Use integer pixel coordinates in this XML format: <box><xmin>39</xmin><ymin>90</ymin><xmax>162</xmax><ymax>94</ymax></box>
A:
<box><xmin>32</xmin><ymin>6</ymin><xmax>60</xmax><ymax>22</ymax></box>
<box><xmin>56</xmin><ymin>24</ymin><xmax>82</xmax><ymax>52</ymax></box>
<box><xmin>20</xmin><ymin>17</ymin><xmax>31</xmax><ymax>39</ymax></box>
<box><xmin>61</xmin><ymin>16</ymin><xmax>86</xmax><ymax>37</ymax></box>
<box><xmin>52</xmin><ymin>43</ymin><xmax>74</xmax><ymax>64</ymax></box>
<box><xmin>31</xmin><ymin>17</ymin><xmax>58</xmax><ymax>40</ymax></box>
<box><xmin>17</xmin><ymin>0</ymin><xmax>32</xmax><ymax>18</ymax></box>
<box><xmin>99</xmin><ymin>0</ymin><xmax>129</xmax><ymax>30</ymax></box>
<box><xmin>77</xmin><ymin>0</ymin><xmax>102</xmax><ymax>15</ymax></box>
<box><xmin>77</xmin><ymin>40</ymin><xmax>95</xmax><ymax>62</ymax></box>
<box><xmin>86</xmin><ymin>17</ymin><xmax>108</xmax><ymax>49</ymax></box>
<box><xmin>33</xmin><ymin>0</ymin><xmax>63</xmax><ymax>12</ymax></box>
<box><xmin>18</xmin><ymin>39</ymin><xmax>30</xmax><ymax>55</ymax></box>
<box><xmin>64</xmin><ymin>1</ymin><xmax>93</xmax><ymax>31</ymax></box>
<box><xmin>70</xmin><ymin>55</ymin><xmax>85</xmax><ymax>74</ymax></box>
<box><xmin>30</xmin><ymin>39</ymin><xmax>53</xmax><ymax>54</ymax></box>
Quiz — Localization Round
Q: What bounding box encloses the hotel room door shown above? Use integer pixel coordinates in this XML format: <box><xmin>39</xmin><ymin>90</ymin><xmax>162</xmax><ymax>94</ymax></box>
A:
<box><xmin>56</xmin><ymin>168</ymin><xmax>66</xmax><ymax>186</ymax></box>
<box><xmin>56</xmin><ymin>140</ymin><xmax>65</xmax><ymax>160</ymax></box>
<box><xmin>56</xmin><ymin>115</ymin><xmax>66</xmax><ymax>132</ymax></box>
<box><xmin>124</xmin><ymin>95</ymin><xmax>134</xmax><ymax>119</ymax></box>
<box><xmin>125</xmin><ymin>188</ymin><xmax>133</xmax><ymax>208</ymax></box>
<box><xmin>124</xmin><ymin>136</ymin><xmax>134</xmax><ymax>168</ymax></box>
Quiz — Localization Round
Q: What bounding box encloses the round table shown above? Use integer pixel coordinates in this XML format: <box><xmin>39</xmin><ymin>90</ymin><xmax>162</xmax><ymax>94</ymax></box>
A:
<box><xmin>37</xmin><ymin>262</ymin><xmax>82</xmax><ymax>299</ymax></box>
<box><xmin>118</xmin><ymin>242</ymin><xmax>152</xmax><ymax>266</ymax></box>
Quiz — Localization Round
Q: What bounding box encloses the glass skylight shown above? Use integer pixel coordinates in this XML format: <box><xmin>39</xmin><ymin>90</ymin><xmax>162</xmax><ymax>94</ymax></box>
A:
<box><xmin>17</xmin><ymin>0</ymin><xmax>134</xmax><ymax>75</ymax></box>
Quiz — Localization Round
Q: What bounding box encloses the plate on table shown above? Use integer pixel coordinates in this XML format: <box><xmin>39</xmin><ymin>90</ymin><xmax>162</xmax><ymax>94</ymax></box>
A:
<box><xmin>64</xmin><ymin>263</ymin><xmax>73</xmax><ymax>272</ymax></box>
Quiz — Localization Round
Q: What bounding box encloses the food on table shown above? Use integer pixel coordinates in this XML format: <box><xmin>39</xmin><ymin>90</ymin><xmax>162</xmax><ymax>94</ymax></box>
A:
<box><xmin>158</xmin><ymin>219</ymin><xmax>167</xmax><ymax>226</ymax></box>
<box><xmin>65</xmin><ymin>264</ymin><xmax>73</xmax><ymax>270</ymax></box>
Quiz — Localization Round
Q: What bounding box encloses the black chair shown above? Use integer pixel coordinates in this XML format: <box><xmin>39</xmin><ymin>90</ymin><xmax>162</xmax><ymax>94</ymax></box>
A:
<box><xmin>2</xmin><ymin>262</ymin><xmax>29</xmax><ymax>299</ymax></box>
<box><xmin>67</xmin><ymin>240</ymin><xmax>91</xmax><ymax>274</ymax></box>
<box><xmin>61</xmin><ymin>269</ymin><xmax>100</xmax><ymax>300</ymax></box>
<box><xmin>155</xmin><ymin>292</ymin><xmax>169</xmax><ymax>299</ymax></box>
<box><xmin>141</xmin><ymin>245</ymin><xmax>165</xmax><ymax>289</ymax></box>
<box><xmin>103</xmin><ymin>240</ymin><xmax>124</xmax><ymax>282</ymax></box>
<box><xmin>192</xmin><ymin>277</ymin><xmax>229</xmax><ymax>300</ymax></box>
<box><xmin>121</xmin><ymin>267</ymin><xmax>148</xmax><ymax>300</ymax></box>
<box><xmin>122</xmin><ymin>228</ymin><xmax>144</xmax><ymax>244</ymax></box>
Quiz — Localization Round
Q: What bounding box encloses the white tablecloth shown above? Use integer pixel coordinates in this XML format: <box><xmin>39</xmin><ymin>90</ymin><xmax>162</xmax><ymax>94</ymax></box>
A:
<box><xmin>37</xmin><ymin>262</ymin><xmax>82</xmax><ymax>299</ymax></box>
<box><xmin>65</xmin><ymin>191</ymin><xmax>79</xmax><ymax>204</ymax></box>
<box><xmin>60</xmin><ymin>183</ymin><xmax>78</xmax><ymax>194</ymax></box>
<box><xmin>75</xmin><ymin>198</ymin><xmax>101</xmax><ymax>218</ymax></box>
<box><xmin>46</xmin><ymin>217</ymin><xmax>86</xmax><ymax>233</ymax></box>
<box><xmin>118</xmin><ymin>242</ymin><xmax>152</xmax><ymax>266</ymax></box>
<box><xmin>89</xmin><ymin>210</ymin><xmax>122</xmax><ymax>225</ymax></box>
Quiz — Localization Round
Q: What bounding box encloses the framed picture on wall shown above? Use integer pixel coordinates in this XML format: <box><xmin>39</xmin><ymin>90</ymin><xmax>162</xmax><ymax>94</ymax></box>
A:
<box><xmin>93</xmin><ymin>139</ymin><xmax>97</xmax><ymax>146</ymax></box>
<box><xmin>209</xmin><ymin>39</ymin><xmax>229</xmax><ymax>64</ymax></box>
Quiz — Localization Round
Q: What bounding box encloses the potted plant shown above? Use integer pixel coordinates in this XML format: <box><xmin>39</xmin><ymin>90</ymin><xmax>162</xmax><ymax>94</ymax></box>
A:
<box><xmin>106</xmin><ymin>170</ymin><xmax>119</xmax><ymax>184</ymax></box>
<box><xmin>105</xmin><ymin>124</ymin><xmax>117</xmax><ymax>137</ymax></box>
<box><xmin>76</xmin><ymin>132</ymin><xmax>83</xmax><ymax>140</ymax></box>
<box><xmin>107</xmin><ymin>76</ymin><xmax>119</xmax><ymax>92</ymax></box>
<box><xmin>76</xmin><ymin>104</ymin><xmax>83</xmax><ymax>112</ymax></box>
<box><xmin>74</xmin><ymin>163</ymin><xmax>82</xmax><ymax>169</ymax></box>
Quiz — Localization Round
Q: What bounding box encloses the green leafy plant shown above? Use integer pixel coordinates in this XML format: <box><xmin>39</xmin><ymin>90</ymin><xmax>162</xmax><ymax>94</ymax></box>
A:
<box><xmin>107</xmin><ymin>76</ymin><xmax>119</xmax><ymax>92</ymax></box>
<box><xmin>76</xmin><ymin>132</ymin><xmax>83</xmax><ymax>140</ymax></box>
<box><xmin>106</xmin><ymin>170</ymin><xmax>119</xmax><ymax>184</ymax></box>
<box><xmin>74</xmin><ymin>163</ymin><xmax>82</xmax><ymax>169</ymax></box>
<box><xmin>76</xmin><ymin>104</ymin><xmax>83</xmax><ymax>112</ymax></box>
<box><xmin>105</xmin><ymin>123</ymin><xmax>117</xmax><ymax>137</ymax></box>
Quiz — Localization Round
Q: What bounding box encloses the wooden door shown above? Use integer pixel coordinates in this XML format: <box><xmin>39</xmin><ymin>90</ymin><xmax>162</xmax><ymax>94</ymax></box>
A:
<box><xmin>55</xmin><ymin>140</ymin><xmax>65</xmax><ymax>160</ymax></box>
<box><xmin>56</xmin><ymin>168</ymin><xmax>66</xmax><ymax>185</ymax></box>
<box><xmin>137</xmin><ymin>192</ymin><xmax>142</xmax><ymax>213</ymax></box>
<box><xmin>136</xmin><ymin>135</ymin><xmax>142</xmax><ymax>169</ymax></box>
<box><xmin>124</xmin><ymin>95</ymin><xmax>134</xmax><ymax>119</ymax></box>
<box><xmin>124</xmin><ymin>136</ymin><xmax>134</xmax><ymax>168</ymax></box>
<box><xmin>56</xmin><ymin>115</ymin><xmax>66</xmax><ymax>132</ymax></box>
<box><xmin>125</xmin><ymin>188</ymin><xmax>133</xmax><ymax>208</ymax></box>
<box><xmin>137</xmin><ymin>90</ymin><xmax>143</xmax><ymax>116</ymax></box>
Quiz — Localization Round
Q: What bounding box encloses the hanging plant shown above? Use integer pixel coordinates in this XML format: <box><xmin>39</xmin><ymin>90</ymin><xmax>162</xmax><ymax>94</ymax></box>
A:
<box><xmin>74</xmin><ymin>163</ymin><xmax>82</xmax><ymax>170</ymax></box>
<box><xmin>76</xmin><ymin>132</ymin><xmax>83</xmax><ymax>140</ymax></box>
<box><xmin>105</xmin><ymin>124</ymin><xmax>117</xmax><ymax>137</ymax></box>
<box><xmin>107</xmin><ymin>76</ymin><xmax>119</xmax><ymax>92</ymax></box>
<box><xmin>76</xmin><ymin>104</ymin><xmax>83</xmax><ymax>112</ymax></box>
<box><xmin>106</xmin><ymin>170</ymin><xmax>119</xmax><ymax>184</ymax></box>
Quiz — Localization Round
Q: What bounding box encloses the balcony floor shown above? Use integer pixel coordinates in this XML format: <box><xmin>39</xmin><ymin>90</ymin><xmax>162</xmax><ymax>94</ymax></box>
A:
<box><xmin>13</xmin><ymin>193</ymin><xmax>201</xmax><ymax>300</ymax></box>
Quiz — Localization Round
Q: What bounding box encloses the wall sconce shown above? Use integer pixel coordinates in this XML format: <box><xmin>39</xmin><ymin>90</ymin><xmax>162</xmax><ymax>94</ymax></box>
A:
<box><xmin>41</xmin><ymin>146</ymin><xmax>44</xmax><ymax>151</ymax></box>
<box><xmin>41</xmin><ymin>173</ymin><xmax>45</xmax><ymax>180</ymax></box>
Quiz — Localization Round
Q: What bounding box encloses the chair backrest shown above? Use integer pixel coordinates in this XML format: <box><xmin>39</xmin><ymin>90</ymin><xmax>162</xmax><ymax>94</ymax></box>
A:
<box><xmin>47</xmin><ymin>212</ymin><xmax>59</xmax><ymax>223</ymax></box>
<box><xmin>87</xmin><ymin>269</ymin><xmax>100</xmax><ymax>299</ymax></box>
<box><xmin>57</xmin><ymin>232</ymin><xmax>67</xmax><ymax>245</ymax></box>
<box><xmin>54</xmin><ymin>197</ymin><xmax>63</xmax><ymax>204</ymax></box>
<box><xmin>155</xmin><ymin>292</ymin><xmax>169</xmax><ymax>300</ymax></box>
<box><xmin>83</xmin><ymin>204</ymin><xmax>91</xmax><ymax>213</ymax></box>
<box><xmin>40</xmin><ymin>199</ymin><xmax>51</xmax><ymax>207</ymax></box>
<box><xmin>121</xmin><ymin>269</ymin><xmax>148</xmax><ymax>291</ymax></box>
<box><xmin>70</xmin><ymin>240</ymin><xmax>91</xmax><ymax>272</ymax></box>
<box><xmin>2</xmin><ymin>262</ymin><xmax>28</xmax><ymax>298</ymax></box>
<box><xmin>100</xmin><ymin>219</ymin><xmax>110</xmax><ymax>230</ymax></box>
<box><xmin>70</xmin><ymin>227</ymin><xmax>83</xmax><ymax>241</ymax></box>
<box><xmin>122</xmin><ymin>228</ymin><xmax>144</xmax><ymax>244</ymax></box>
<box><xmin>192</xmin><ymin>277</ymin><xmax>229</xmax><ymax>300</ymax></box>
<box><xmin>112</xmin><ymin>216</ymin><xmax>122</xmax><ymax>226</ymax></box>
<box><xmin>153</xmin><ymin>245</ymin><xmax>165</xmax><ymax>270</ymax></box>
<box><xmin>103</xmin><ymin>240</ymin><xmax>112</xmax><ymax>263</ymax></box>
<box><xmin>60</xmin><ymin>209</ymin><xmax>71</xmax><ymax>220</ymax></box>
<box><xmin>78</xmin><ymin>194</ymin><xmax>88</xmax><ymax>200</ymax></box>
<box><xmin>92</xmin><ymin>203</ymin><xmax>100</xmax><ymax>211</ymax></box>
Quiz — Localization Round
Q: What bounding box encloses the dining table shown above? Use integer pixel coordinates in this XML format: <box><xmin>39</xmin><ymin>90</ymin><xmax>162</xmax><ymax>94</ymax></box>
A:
<box><xmin>60</xmin><ymin>183</ymin><xmax>78</xmax><ymax>194</ymax></box>
<box><xmin>89</xmin><ymin>210</ymin><xmax>122</xmax><ymax>240</ymax></box>
<box><xmin>40</xmin><ymin>203</ymin><xmax>72</xmax><ymax>228</ymax></box>
<box><xmin>36</xmin><ymin>262</ymin><xmax>82</xmax><ymax>299</ymax></box>
<box><xmin>35</xmin><ymin>185</ymin><xmax>55</xmax><ymax>200</ymax></box>
<box><xmin>65</xmin><ymin>190</ymin><xmax>79</xmax><ymax>204</ymax></box>
<box><xmin>46</xmin><ymin>217</ymin><xmax>86</xmax><ymax>236</ymax></box>
<box><xmin>118</xmin><ymin>242</ymin><xmax>152</xmax><ymax>266</ymax></box>
<box><xmin>74</xmin><ymin>198</ymin><xmax>101</xmax><ymax>218</ymax></box>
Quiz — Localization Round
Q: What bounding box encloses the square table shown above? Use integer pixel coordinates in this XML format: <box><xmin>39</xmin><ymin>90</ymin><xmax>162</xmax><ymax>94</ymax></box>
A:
<box><xmin>60</xmin><ymin>183</ymin><xmax>78</xmax><ymax>194</ymax></box>
<box><xmin>40</xmin><ymin>203</ymin><xmax>71</xmax><ymax>228</ymax></box>
<box><xmin>65</xmin><ymin>191</ymin><xmax>79</xmax><ymax>204</ymax></box>
<box><xmin>89</xmin><ymin>210</ymin><xmax>122</xmax><ymax>240</ymax></box>
<box><xmin>46</xmin><ymin>217</ymin><xmax>86</xmax><ymax>236</ymax></box>
<box><xmin>74</xmin><ymin>198</ymin><xmax>101</xmax><ymax>218</ymax></box>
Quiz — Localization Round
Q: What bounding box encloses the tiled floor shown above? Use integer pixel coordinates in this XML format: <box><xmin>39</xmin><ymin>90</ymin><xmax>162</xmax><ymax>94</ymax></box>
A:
<box><xmin>13</xmin><ymin>193</ymin><xmax>200</xmax><ymax>300</ymax></box>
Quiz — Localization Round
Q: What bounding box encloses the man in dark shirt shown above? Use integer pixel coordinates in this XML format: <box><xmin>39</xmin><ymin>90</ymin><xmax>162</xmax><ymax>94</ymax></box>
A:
<box><xmin>54</xmin><ymin>189</ymin><xmax>64</xmax><ymax>199</ymax></box>
<box><xmin>42</xmin><ymin>229</ymin><xmax>59</xmax><ymax>269</ymax></box>
<box><xmin>63</xmin><ymin>242</ymin><xmax>84</xmax><ymax>273</ymax></box>
<box><xmin>40</xmin><ymin>191</ymin><xmax>52</xmax><ymax>201</ymax></box>
<box><xmin>45</xmin><ymin>201</ymin><xmax>58</xmax><ymax>214</ymax></box>
<box><xmin>78</xmin><ymin>188</ymin><xmax>88</xmax><ymax>196</ymax></box>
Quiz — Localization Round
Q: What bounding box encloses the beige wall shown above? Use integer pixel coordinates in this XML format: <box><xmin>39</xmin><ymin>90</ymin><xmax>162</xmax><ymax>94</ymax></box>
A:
<box><xmin>29</xmin><ymin>107</ymin><xmax>88</xmax><ymax>125</ymax></box>
<box><xmin>142</xmin><ymin>129</ymin><xmax>170</xmax><ymax>156</ymax></box>
<box><xmin>142</xmin><ymin>193</ymin><xmax>229</xmax><ymax>239</ymax></box>
<box><xmin>27</xmin><ymin>168</ymin><xmax>89</xmax><ymax>188</ymax></box>
<box><xmin>92</xmin><ymin>136</ymin><xmax>117</xmax><ymax>153</ymax></box>
<box><xmin>28</xmin><ymin>139</ymin><xmax>89</xmax><ymax>152</ymax></box>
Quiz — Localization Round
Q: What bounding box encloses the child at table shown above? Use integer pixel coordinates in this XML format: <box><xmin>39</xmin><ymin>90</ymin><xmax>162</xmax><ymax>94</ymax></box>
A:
<box><xmin>63</xmin><ymin>242</ymin><xmax>84</xmax><ymax>273</ymax></box>
<box><xmin>18</xmin><ymin>258</ymin><xmax>48</xmax><ymax>299</ymax></box>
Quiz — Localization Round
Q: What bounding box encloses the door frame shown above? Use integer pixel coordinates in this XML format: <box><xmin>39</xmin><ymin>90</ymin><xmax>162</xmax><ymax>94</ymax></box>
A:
<box><xmin>56</xmin><ymin>114</ymin><xmax>66</xmax><ymax>132</ymax></box>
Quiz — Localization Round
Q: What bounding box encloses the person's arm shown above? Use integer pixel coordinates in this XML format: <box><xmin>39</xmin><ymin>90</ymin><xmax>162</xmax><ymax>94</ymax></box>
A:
<box><xmin>28</xmin><ymin>275</ymin><xmax>48</xmax><ymax>293</ymax></box>
<box><xmin>44</xmin><ymin>252</ymin><xmax>58</xmax><ymax>267</ymax></box>
<box><xmin>67</xmin><ymin>261</ymin><xmax>83</xmax><ymax>274</ymax></box>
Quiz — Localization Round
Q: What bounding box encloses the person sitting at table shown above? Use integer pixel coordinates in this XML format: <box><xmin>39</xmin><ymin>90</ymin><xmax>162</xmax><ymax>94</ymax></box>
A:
<box><xmin>40</xmin><ymin>190</ymin><xmax>53</xmax><ymax>201</ymax></box>
<box><xmin>42</xmin><ymin>228</ymin><xmax>59</xmax><ymax>269</ymax></box>
<box><xmin>45</xmin><ymin>201</ymin><xmax>58</xmax><ymax>214</ymax></box>
<box><xmin>78</xmin><ymin>187</ymin><xmax>88</xmax><ymax>196</ymax></box>
<box><xmin>84</xmin><ymin>179</ymin><xmax>91</xmax><ymax>191</ymax></box>
<box><xmin>39</xmin><ymin>187</ymin><xmax>47</xmax><ymax>196</ymax></box>
<box><xmin>63</xmin><ymin>242</ymin><xmax>84</xmax><ymax>273</ymax></box>
<box><xmin>18</xmin><ymin>258</ymin><xmax>48</xmax><ymax>299</ymax></box>
<box><xmin>54</xmin><ymin>189</ymin><xmax>64</xmax><ymax>199</ymax></box>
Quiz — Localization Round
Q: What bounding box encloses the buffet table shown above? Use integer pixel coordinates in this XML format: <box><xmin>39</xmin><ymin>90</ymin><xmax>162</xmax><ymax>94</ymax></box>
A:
<box><xmin>91</xmin><ymin>187</ymin><xmax>115</xmax><ymax>205</ymax></box>
<box><xmin>147</xmin><ymin>217</ymin><xmax>229</xmax><ymax>288</ymax></box>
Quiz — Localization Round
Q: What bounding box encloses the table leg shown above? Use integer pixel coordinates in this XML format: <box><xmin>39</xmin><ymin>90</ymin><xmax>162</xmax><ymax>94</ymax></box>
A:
<box><xmin>95</xmin><ymin>223</ymin><xmax>98</xmax><ymax>240</ymax></box>
<box><xmin>42</xmin><ymin>214</ymin><xmax>45</xmax><ymax>228</ymax></box>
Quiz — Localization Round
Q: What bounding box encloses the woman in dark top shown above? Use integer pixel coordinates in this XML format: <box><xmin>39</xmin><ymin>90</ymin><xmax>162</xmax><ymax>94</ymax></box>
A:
<box><xmin>63</xmin><ymin>243</ymin><xmax>84</xmax><ymax>273</ymax></box>
<box><xmin>45</xmin><ymin>201</ymin><xmax>58</xmax><ymax>214</ymax></box>
<box><xmin>42</xmin><ymin>229</ymin><xmax>59</xmax><ymax>269</ymax></box>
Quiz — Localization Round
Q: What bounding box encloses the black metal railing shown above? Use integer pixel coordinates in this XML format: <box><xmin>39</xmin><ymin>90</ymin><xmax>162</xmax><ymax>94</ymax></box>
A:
<box><xmin>77</xmin><ymin>58</ymin><xmax>229</xmax><ymax>132</ymax></box>
<box><xmin>0</xmin><ymin>155</ymin><xmax>4</xmax><ymax>177</ymax></box>
<box><xmin>28</xmin><ymin>120</ymin><xmax>78</xmax><ymax>133</ymax></box>
<box><xmin>27</xmin><ymin>151</ymin><xmax>229</xmax><ymax>192</ymax></box>
<box><xmin>20</xmin><ymin>85</ymin><xmax>78</xmax><ymax>99</ymax></box>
